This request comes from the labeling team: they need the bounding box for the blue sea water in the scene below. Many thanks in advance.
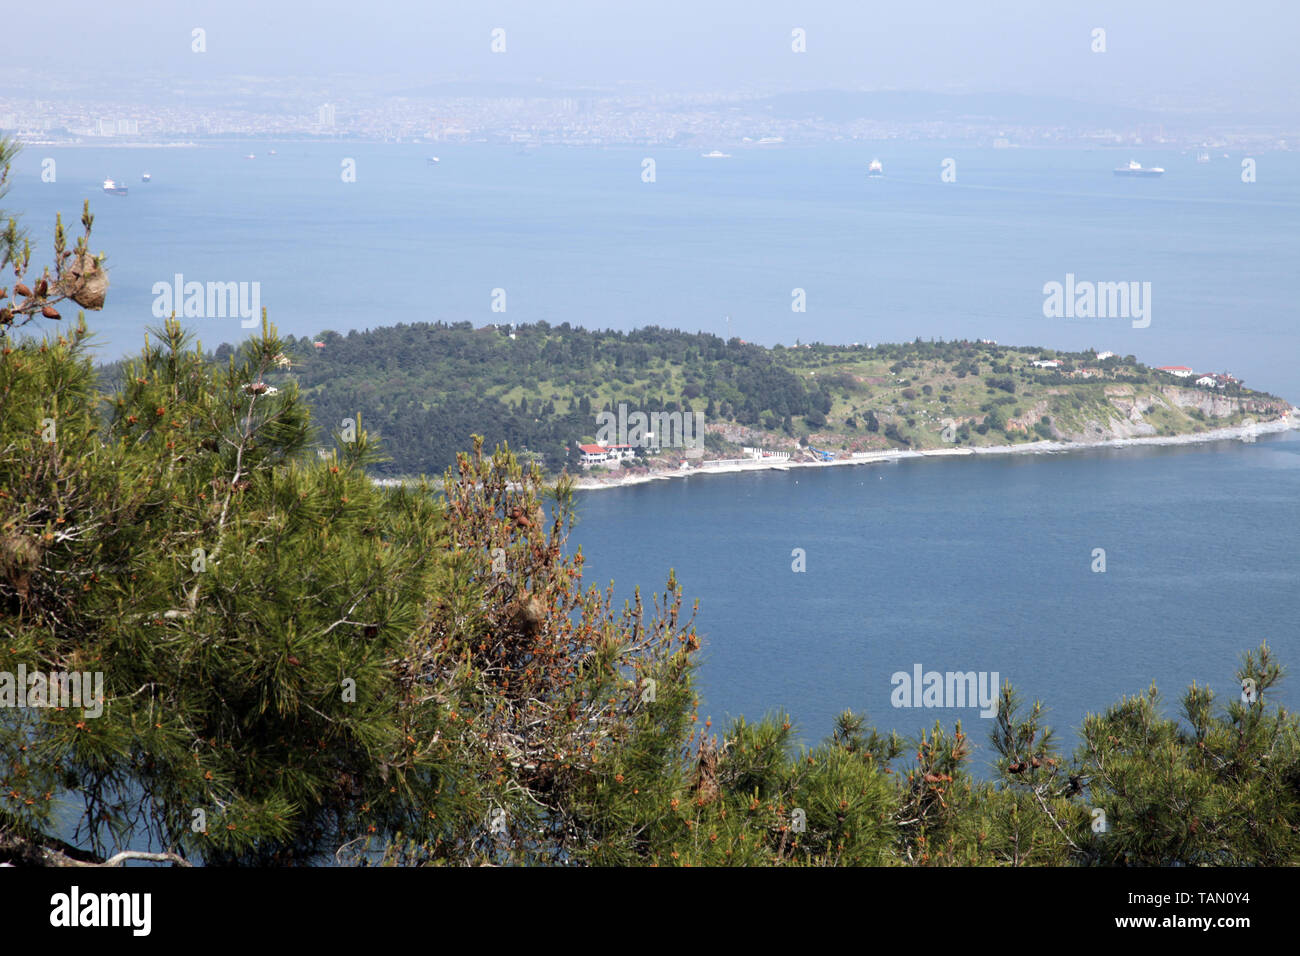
[569,433,1300,767]
[6,142,1300,401]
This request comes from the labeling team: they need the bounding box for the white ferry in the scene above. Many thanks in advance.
[1114,160,1164,177]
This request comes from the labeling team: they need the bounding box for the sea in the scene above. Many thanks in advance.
[7,141,1300,771]
[569,434,1300,764]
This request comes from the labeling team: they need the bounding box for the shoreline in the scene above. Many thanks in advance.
[569,414,1300,492]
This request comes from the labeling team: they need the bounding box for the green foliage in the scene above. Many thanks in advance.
[1,315,459,863]
[0,314,705,865]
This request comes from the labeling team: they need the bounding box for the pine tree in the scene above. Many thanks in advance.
[1,314,464,863]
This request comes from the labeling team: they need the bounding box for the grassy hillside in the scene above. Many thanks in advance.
[188,321,1291,477]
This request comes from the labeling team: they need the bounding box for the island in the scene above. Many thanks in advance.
[222,322,1296,483]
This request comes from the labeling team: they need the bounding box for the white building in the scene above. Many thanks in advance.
[604,444,637,462]
[318,103,336,128]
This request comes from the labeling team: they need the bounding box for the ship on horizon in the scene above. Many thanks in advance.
[141,172,151,183]
[102,178,127,196]
[1114,159,1164,177]
[701,149,730,159]
[867,158,884,177]
[427,156,440,165]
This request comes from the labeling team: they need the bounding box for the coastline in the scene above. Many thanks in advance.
[569,413,1300,493]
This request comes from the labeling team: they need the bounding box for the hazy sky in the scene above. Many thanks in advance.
[10,1,1298,114]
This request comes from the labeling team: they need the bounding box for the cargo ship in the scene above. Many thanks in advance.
[141,172,151,182]
[1113,160,1164,177]
[101,178,127,196]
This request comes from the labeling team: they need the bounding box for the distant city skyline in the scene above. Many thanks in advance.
[1,86,1290,152]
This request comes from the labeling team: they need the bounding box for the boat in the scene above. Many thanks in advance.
[1196,150,1210,163]
[1114,159,1164,177]
[268,149,277,155]
[141,172,151,182]
[101,178,127,196]
[427,156,440,165]
[867,158,884,177]
[244,153,255,160]
[701,150,730,159]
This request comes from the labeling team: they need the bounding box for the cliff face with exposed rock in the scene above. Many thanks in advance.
[1050,385,1290,443]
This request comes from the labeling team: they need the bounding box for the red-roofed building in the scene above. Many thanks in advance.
[577,444,610,467]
